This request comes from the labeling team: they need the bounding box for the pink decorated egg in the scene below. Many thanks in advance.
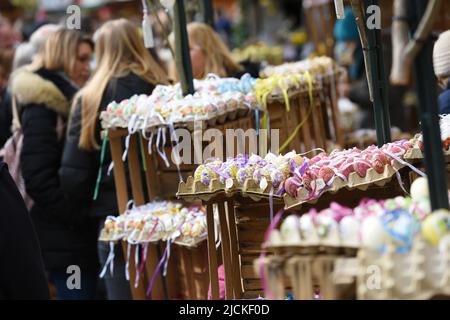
[371,155,385,174]
[339,160,355,179]
[353,160,372,178]
[284,176,302,198]
[318,166,335,184]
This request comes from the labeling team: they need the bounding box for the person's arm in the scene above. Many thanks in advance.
[59,103,98,213]
[0,162,49,299]
[20,105,74,225]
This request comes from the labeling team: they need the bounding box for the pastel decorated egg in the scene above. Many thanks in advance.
[284,176,302,198]
[410,177,429,201]
[268,229,283,246]
[316,215,340,246]
[318,166,335,184]
[353,160,372,178]
[299,214,320,245]
[236,166,253,185]
[280,215,302,245]
[338,159,355,179]
[339,216,360,247]
[421,210,450,246]
[361,216,387,250]
[270,168,287,188]
[382,209,420,253]
[302,172,315,192]
[371,154,385,174]
[438,234,450,253]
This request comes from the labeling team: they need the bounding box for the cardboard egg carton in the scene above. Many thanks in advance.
[404,146,450,161]
[177,176,227,202]
[254,248,357,300]
[177,175,284,203]
[101,104,256,132]
[174,236,207,248]
[283,161,405,210]
[357,237,450,299]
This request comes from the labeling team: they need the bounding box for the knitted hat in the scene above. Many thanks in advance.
[433,30,450,78]
[334,7,360,42]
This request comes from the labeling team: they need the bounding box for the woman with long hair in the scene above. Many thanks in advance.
[169,22,259,80]
[59,18,168,300]
[10,28,95,299]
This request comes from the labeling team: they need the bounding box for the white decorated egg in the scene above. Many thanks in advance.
[410,177,429,201]
[339,216,360,248]
[361,216,387,250]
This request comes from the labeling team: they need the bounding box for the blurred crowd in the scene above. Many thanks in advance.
[0,5,449,300]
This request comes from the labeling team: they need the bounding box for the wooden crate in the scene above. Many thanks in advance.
[267,79,343,154]
[106,114,258,300]
[254,252,357,300]
[107,129,209,300]
[302,0,336,57]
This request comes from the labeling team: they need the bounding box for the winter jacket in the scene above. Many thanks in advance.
[0,161,49,300]
[0,88,12,148]
[438,81,450,115]
[10,67,98,269]
[60,72,156,220]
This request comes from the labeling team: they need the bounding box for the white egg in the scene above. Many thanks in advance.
[339,216,360,247]
[439,234,450,254]
[361,216,387,250]
[268,229,283,246]
[410,177,429,201]
[316,215,340,246]
[300,214,320,245]
[280,215,302,245]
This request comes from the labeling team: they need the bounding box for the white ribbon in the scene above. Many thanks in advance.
[156,127,170,167]
[162,240,171,277]
[122,134,131,162]
[134,244,140,288]
[125,242,131,281]
[107,161,114,176]
[383,150,427,177]
[147,131,154,155]
[168,122,183,182]
[99,241,115,278]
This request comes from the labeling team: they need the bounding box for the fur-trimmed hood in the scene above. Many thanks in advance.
[10,68,72,117]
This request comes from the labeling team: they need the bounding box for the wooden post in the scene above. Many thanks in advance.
[108,132,147,300]
[226,200,243,299]
[206,202,220,299]
[217,201,234,299]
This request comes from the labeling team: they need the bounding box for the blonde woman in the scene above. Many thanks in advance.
[59,19,168,300]
[9,28,95,299]
[169,22,259,80]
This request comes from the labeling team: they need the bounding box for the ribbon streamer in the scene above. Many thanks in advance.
[99,241,115,278]
[278,72,315,153]
[93,130,108,201]
[168,122,183,182]
[384,150,427,177]
[125,242,131,281]
[146,242,171,297]
[134,244,140,288]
